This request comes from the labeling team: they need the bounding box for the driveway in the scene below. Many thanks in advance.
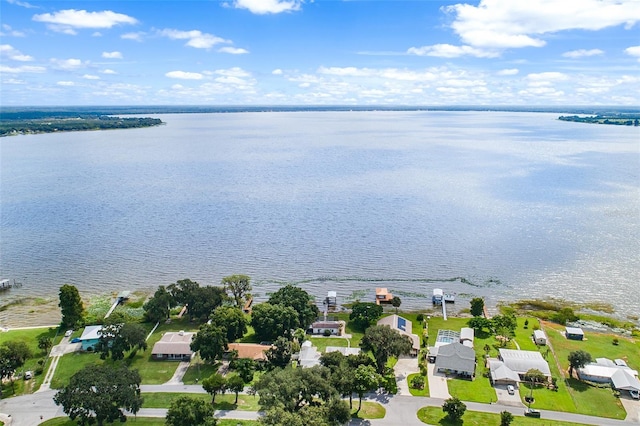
[426,362,450,399]
[394,356,419,396]
[619,394,640,423]
[494,383,524,406]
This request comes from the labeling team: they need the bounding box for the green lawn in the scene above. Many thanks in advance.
[417,406,590,426]
[181,355,220,384]
[0,326,58,396]
[351,401,385,419]
[142,392,260,411]
[448,376,496,403]
[407,373,430,396]
[308,336,349,352]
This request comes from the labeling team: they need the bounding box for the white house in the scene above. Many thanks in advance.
[308,320,344,336]
[498,349,551,378]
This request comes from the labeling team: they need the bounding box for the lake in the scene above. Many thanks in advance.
[1,111,638,317]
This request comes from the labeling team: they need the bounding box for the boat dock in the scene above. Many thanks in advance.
[104,291,131,319]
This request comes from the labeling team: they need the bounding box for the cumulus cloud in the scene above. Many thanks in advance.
[82,74,100,80]
[407,43,499,58]
[33,9,138,34]
[121,32,145,42]
[214,67,251,78]
[165,70,204,80]
[56,81,75,86]
[102,69,117,74]
[445,0,640,49]
[158,29,229,49]
[526,72,569,81]
[624,45,640,60]
[102,51,123,59]
[218,46,249,54]
[272,69,283,75]
[497,68,519,75]
[0,44,33,61]
[51,58,86,70]
[1,24,26,37]
[231,0,302,14]
[0,64,45,73]
[562,49,604,58]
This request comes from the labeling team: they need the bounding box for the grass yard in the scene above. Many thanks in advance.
[407,373,429,396]
[308,336,349,352]
[142,392,260,411]
[417,406,590,426]
[448,376,496,403]
[181,355,220,384]
[351,401,385,419]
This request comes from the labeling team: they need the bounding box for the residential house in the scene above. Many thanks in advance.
[377,314,420,356]
[578,358,640,392]
[434,342,476,378]
[488,359,521,385]
[308,320,343,336]
[498,349,551,379]
[226,343,272,362]
[78,325,103,351]
[151,331,194,361]
[297,340,321,368]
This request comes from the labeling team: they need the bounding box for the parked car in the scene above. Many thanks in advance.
[630,390,639,400]
[507,385,515,395]
[64,329,73,337]
[24,371,33,380]
[524,408,541,418]
[70,338,81,343]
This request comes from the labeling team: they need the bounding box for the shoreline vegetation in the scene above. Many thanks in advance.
[2,105,640,137]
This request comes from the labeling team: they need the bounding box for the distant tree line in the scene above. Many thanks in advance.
[558,114,640,126]
[0,116,163,136]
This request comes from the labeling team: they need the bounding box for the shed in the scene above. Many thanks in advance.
[151,331,194,361]
[460,327,474,344]
[375,288,393,305]
[434,342,476,377]
[565,327,584,340]
[533,329,547,345]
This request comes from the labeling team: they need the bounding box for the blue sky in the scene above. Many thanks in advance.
[1,0,639,106]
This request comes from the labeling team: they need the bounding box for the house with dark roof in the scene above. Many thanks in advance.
[377,314,420,356]
[151,331,194,361]
[434,342,476,378]
[565,327,584,340]
[308,320,344,336]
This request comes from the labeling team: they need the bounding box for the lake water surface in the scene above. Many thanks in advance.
[1,111,638,316]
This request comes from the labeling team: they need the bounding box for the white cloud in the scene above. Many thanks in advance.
[165,70,204,80]
[2,78,26,84]
[82,74,100,80]
[232,0,302,14]
[33,9,138,34]
[0,64,45,73]
[6,0,37,9]
[445,0,640,49]
[102,51,123,59]
[498,68,519,75]
[0,44,33,61]
[92,32,102,37]
[101,69,117,74]
[624,45,640,61]
[272,69,283,75]
[121,32,145,42]
[56,81,75,86]
[214,67,251,78]
[562,49,604,58]
[1,24,26,37]
[218,46,249,54]
[51,58,86,70]
[407,44,499,58]
[526,72,569,81]
[158,29,229,49]
[318,66,372,77]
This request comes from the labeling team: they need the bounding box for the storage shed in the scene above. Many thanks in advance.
[533,329,547,345]
[565,327,584,340]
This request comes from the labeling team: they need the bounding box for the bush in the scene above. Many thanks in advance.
[612,338,619,345]
[417,314,424,322]
[35,366,44,375]
[323,329,332,337]
[410,375,425,390]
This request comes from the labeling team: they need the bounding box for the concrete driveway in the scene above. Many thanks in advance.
[426,363,450,399]
[619,394,640,423]
[394,356,419,396]
[494,383,524,406]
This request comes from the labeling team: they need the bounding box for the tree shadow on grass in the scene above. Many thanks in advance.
[438,416,463,426]
[566,378,590,393]
[212,401,238,410]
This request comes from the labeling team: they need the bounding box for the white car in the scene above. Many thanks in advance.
[631,390,639,400]
[64,329,73,337]
[507,385,515,395]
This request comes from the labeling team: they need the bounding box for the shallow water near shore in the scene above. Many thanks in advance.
[1,111,639,326]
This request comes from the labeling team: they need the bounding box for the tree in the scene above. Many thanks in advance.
[95,322,148,361]
[256,366,336,413]
[442,397,466,422]
[492,314,518,344]
[202,373,226,403]
[250,302,299,341]
[168,279,227,322]
[470,297,485,317]
[467,316,492,332]
[209,306,247,342]
[551,307,578,325]
[568,350,593,377]
[349,302,383,330]
[268,284,319,330]
[500,410,514,426]
[165,396,217,426]
[230,358,256,384]
[54,364,142,426]
[524,368,546,384]
[222,274,252,307]
[143,285,175,323]
[391,296,402,313]
[0,341,32,392]
[59,284,84,328]
[226,374,245,404]
[353,364,380,415]
[265,336,293,369]
[38,336,53,355]
[190,323,228,364]
[360,325,413,374]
